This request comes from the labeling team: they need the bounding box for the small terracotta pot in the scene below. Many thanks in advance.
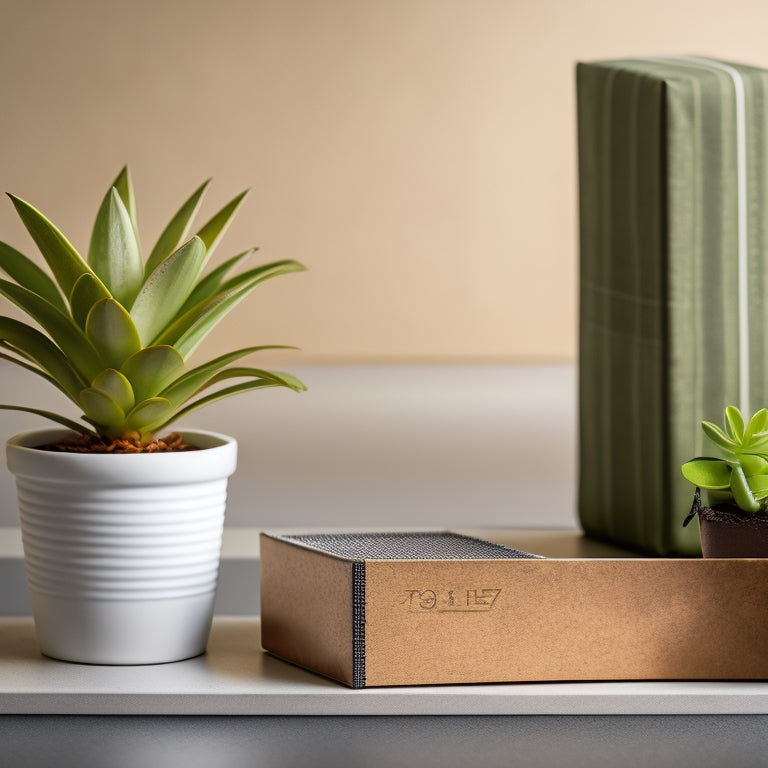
[698,505,768,558]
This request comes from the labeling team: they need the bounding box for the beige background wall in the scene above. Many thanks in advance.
[1,0,768,365]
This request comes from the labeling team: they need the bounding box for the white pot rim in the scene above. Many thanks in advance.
[6,428,238,486]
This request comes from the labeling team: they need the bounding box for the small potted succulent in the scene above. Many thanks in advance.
[681,406,768,557]
[1,167,306,663]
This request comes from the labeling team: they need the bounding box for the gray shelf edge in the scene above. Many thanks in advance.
[3,617,768,717]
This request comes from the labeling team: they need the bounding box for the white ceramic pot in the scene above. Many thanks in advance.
[6,428,237,665]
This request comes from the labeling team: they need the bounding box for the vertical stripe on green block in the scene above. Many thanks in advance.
[578,64,669,553]
[741,66,768,417]
[577,63,608,541]
[666,65,739,555]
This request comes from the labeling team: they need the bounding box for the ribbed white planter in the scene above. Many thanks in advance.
[6,428,238,665]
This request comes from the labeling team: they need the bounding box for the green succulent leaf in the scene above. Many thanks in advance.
[177,248,255,316]
[125,397,173,432]
[157,260,306,359]
[0,280,102,381]
[747,474,768,491]
[165,366,304,411]
[681,458,732,490]
[145,179,210,276]
[724,406,745,444]
[120,345,184,403]
[0,241,67,313]
[0,404,94,435]
[743,409,768,443]
[0,350,70,398]
[730,463,761,513]
[91,368,134,414]
[200,366,306,393]
[701,420,739,453]
[130,236,207,345]
[111,166,140,246]
[6,194,96,297]
[0,316,85,399]
[158,345,298,407]
[156,380,281,431]
[741,435,768,455]
[70,273,111,329]
[79,387,126,428]
[216,260,306,295]
[748,474,768,499]
[3,170,306,441]
[737,454,768,477]
[195,189,249,264]
[88,187,143,307]
[85,298,142,369]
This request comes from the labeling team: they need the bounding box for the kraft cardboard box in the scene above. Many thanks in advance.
[577,58,768,556]
[260,532,768,687]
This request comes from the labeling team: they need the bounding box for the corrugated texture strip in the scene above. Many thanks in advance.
[352,560,366,689]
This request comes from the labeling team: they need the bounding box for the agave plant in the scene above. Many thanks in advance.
[681,406,768,514]
[0,167,306,446]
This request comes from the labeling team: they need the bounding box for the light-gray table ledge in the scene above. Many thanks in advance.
[2,616,767,716]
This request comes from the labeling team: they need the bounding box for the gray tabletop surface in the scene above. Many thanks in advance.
[2,616,768,717]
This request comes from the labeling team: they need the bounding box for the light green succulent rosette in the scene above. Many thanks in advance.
[0,167,306,445]
[682,406,768,516]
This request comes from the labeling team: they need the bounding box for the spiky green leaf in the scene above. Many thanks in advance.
[156,260,306,359]
[0,280,102,381]
[217,260,305,295]
[195,189,248,264]
[91,368,134,414]
[85,298,141,369]
[145,179,210,276]
[0,316,85,399]
[6,193,95,296]
[0,241,67,313]
[70,273,111,329]
[111,166,139,245]
[4,170,306,438]
[177,248,255,316]
[153,380,280,431]
[88,187,143,307]
[130,236,207,345]
[199,366,305,393]
[0,404,93,435]
[0,350,70,398]
[158,345,297,407]
[164,366,304,410]
[120,345,184,403]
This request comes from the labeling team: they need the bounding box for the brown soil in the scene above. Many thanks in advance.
[36,432,198,454]
[698,503,768,530]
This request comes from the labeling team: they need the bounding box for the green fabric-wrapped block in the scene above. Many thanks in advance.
[577,57,768,555]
